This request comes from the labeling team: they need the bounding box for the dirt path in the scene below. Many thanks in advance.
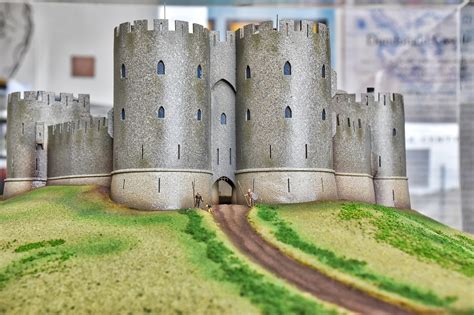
[213,204,412,315]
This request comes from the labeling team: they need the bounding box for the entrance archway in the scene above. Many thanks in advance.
[212,177,237,204]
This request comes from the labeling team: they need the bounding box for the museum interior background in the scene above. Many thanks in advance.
[0,0,472,232]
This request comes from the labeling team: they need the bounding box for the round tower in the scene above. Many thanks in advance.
[112,20,211,210]
[367,91,410,209]
[332,92,375,203]
[4,91,90,198]
[235,20,337,204]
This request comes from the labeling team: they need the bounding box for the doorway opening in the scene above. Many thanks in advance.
[212,177,236,204]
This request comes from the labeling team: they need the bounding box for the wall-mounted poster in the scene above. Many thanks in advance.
[340,7,459,123]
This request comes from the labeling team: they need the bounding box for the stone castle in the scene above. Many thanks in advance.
[3,19,411,210]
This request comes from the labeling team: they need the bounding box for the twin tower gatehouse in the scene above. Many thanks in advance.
[3,19,411,210]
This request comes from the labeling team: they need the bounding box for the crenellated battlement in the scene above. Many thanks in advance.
[49,117,108,136]
[8,91,90,109]
[236,19,328,42]
[334,91,403,110]
[210,31,235,46]
[114,19,209,38]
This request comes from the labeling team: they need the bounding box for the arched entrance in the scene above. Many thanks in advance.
[212,177,237,204]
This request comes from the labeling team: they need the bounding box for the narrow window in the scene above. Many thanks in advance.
[378,156,382,167]
[229,148,232,165]
[158,178,161,193]
[157,60,165,75]
[322,64,326,78]
[120,64,126,79]
[197,109,202,121]
[384,95,386,105]
[287,178,291,192]
[393,128,397,136]
[246,109,251,121]
[35,158,38,171]
[322,109,326,120]
[246,65,251,79]
[121,108,125,121]
[358,119,362,128]
[220,113,227,125]
[141,145,144,159]
[347,118,351,127]
[217,148,220,165]
[178,144,181,160]
[123,179,125,189]
[336,114,340,126]
[284,61,291,76]
[392,189,395,201]
[285,106,292,119]
[197,64,203,79]
[158,106,165,118]
[269,145,272,159]
[305,144,308,159]
[321,178,324,192]
[21,123,24,135]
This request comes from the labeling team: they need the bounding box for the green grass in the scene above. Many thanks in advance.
[14,239,66,253]
[250,202,474,314]
[257,205,454,307]
[341,203,474,277]
[0,186,341,314]
[181,209,337,315]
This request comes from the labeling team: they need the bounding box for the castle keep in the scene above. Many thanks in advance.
[3,19,411,210]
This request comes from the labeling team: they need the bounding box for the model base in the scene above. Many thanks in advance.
[374,177,411,209]
[110,169,212,210]
[3,178,47,199]
[47,174,111,187]
[235,169,338,205]
[335,173,376,204]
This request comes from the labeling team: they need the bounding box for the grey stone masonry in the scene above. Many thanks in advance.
[47,117,113,186]
[4,91,90,198]
[112,20,212,210]
[4,19,411,211]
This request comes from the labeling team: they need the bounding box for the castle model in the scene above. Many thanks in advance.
[3,19,411,210]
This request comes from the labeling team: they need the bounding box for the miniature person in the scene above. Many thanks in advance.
[194,192,203,208]
[206,204,213,214]
[245,189,254,207]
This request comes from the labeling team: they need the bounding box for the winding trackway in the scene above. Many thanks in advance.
[213,204,412,315]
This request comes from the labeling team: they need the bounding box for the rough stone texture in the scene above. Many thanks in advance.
[210,30,236,186]
[47,117,112,184]
[112,20,211,208]
[47,175,111,187]
[335,174,375,203]
[3,179,46,198]
[235,20,336,204]
[110,170,211,210]
[235,170,337,205]
[4,91,90,198]
[374,178,410,209]
[4,19,412,211]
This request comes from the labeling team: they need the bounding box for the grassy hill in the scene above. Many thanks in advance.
[0,186,342,315]
[249,202,474,314]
